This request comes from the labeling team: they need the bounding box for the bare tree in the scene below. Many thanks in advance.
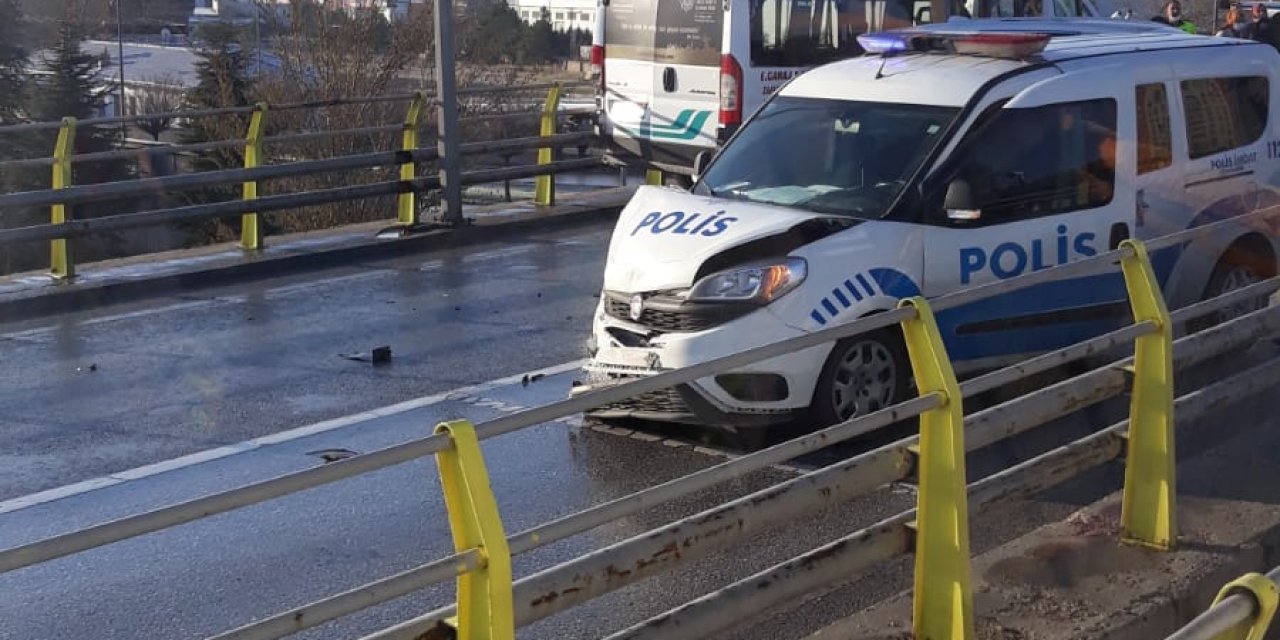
[135,73,184,141]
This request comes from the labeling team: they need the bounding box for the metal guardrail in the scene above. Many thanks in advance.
[0,82,600,279]
[1,207,1278,640]
[1168,565,1280,640]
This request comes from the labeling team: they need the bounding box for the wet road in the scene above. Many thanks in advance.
[0,221,617,501]
[2,218,1279,640]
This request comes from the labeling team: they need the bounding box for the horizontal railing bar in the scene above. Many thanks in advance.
[0,132,594,215]
[1167,565,1280,640]
[458,157,603,186]
[1169,276,1280,325]
[0,137,252,169]
[0,105,261,134]
[606,352,1280,640]
[0,179,417,244]
[961,321,1154,397]
[0,427,454,574]
[1144,204,1280,252]
[266,125,402,145]
[209,549,483,640]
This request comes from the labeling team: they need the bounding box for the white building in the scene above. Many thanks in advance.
[507,0,596,32]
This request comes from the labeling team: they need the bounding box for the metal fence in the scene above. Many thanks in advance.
[0,81,600,280]
[1,205,1278,639]
[1168,565,1280,640]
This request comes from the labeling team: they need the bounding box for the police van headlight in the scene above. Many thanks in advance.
[688,258,807,304]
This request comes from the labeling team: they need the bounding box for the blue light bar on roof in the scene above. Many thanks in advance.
[857,30,1051,58]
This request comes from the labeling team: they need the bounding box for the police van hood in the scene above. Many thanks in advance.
[604,186,849,293]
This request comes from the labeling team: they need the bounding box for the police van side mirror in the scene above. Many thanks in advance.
[944,178,980,222]
[693,151,710,180]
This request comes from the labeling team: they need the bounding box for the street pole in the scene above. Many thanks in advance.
[116,0,127,144]
[433,0,463,226]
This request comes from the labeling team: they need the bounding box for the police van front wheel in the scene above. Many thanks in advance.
[810,330,911,428]
[1195,237,1276,331]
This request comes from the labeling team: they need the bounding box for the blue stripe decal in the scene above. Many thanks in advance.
[869,267,923,298]
[856,274,876,298]
[832,288,851,308]
[843,279,863,301]
[810,310,828,326]
[821,299,839,316]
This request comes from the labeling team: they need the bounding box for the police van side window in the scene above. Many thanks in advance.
[1181,76,1268,160]
[946,99,1117,224]
[1137,83,1173,174]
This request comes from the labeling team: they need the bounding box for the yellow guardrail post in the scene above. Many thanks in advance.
[1211,573,1279,640]
[434,419,513,640]
[899,297,974,640]
[1118,238,1176,551]
[398,91,425,226]
[534,84,562,206]
[645,169,663,185]
[240,102,268,251]
[50,117,76,280]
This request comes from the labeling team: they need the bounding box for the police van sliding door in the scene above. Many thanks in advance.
[922,94,1136,366]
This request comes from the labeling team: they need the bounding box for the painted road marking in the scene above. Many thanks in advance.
[0,359,587,514]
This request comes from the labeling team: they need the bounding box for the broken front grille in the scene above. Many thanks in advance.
[603,293,752,333]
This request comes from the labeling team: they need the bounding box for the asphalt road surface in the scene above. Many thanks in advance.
[2,219,1278,640]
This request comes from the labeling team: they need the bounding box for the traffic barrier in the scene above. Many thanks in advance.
[1,208,1278,640]
[1167,566,1280,640]
[0,83,600,277]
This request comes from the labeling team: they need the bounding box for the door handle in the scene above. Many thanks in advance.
[1135,188,1149,228]
[1109,222,1130,251]
[663,67,676,93]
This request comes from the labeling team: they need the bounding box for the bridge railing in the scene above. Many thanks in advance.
[0,81,601,279]
[0,208,1277,640]
[1167,565,1280,640]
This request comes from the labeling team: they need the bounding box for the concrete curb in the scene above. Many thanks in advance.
[0,187,634,323]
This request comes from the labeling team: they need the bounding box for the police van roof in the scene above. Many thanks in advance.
[782,19,1265,106]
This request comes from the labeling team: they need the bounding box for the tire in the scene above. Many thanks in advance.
[1195,238,1276,331]
[809,329,912,428]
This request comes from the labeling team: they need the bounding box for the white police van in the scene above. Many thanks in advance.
[593,0,1116,183]
[581,19,1280,437]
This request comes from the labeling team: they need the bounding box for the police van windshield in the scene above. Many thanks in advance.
[695,97,958,218]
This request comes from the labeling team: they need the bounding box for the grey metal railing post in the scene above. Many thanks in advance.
[433,0,463,226]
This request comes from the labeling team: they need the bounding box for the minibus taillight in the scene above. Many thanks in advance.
[591,44,605,90]
[719,53,743,126]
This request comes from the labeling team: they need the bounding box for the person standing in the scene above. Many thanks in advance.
[1242,3,1274,42]
[1162,0,1200,33]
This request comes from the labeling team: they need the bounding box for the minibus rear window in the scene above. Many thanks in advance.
[749,0,911,67]
[605,0,723,65]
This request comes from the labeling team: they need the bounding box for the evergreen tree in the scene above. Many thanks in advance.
[0,0,28,125]
[27,14,130,189]
[179,21,254,239]
[183,22,252,179]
